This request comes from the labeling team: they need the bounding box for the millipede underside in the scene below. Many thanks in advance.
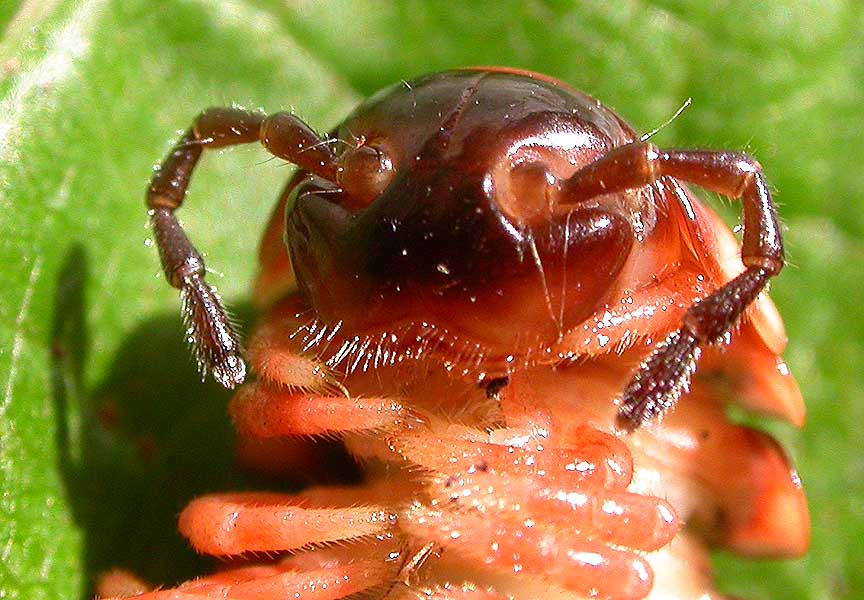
[98,291,808,600]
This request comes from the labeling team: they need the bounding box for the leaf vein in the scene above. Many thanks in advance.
[1,255,42,419]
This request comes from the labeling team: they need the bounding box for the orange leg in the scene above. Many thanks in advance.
[387,426,632,490]
[100,558,395,600]
[425,471,678,552]
[178,491,395,555]
[246,316,347,394]
[402,504,654,600]
[230,382,404,438]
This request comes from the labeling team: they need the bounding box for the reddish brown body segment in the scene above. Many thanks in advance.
[122,69,809,600]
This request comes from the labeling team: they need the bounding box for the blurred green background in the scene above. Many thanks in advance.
[0,2,860,599]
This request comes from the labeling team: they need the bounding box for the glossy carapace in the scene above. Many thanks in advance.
[287,70,637,356]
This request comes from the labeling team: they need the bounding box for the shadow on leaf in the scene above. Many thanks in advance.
[51,243,252,594]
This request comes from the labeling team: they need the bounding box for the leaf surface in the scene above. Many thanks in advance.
[0,2,860,599]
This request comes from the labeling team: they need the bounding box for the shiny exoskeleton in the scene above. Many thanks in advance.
[147,68,784,429]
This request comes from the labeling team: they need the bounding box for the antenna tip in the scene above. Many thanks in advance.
[212,355,247,389]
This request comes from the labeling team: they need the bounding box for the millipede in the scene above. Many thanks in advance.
[101,68,809,600]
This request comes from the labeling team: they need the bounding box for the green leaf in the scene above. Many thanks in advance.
[0,2,860,599]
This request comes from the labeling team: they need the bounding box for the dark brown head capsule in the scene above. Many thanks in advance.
[287,70,637,358]
[147,68,785,429]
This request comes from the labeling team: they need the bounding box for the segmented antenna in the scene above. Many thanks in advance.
[617,330,700,430]
[180,273,246,389]
[150,206,246,389]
